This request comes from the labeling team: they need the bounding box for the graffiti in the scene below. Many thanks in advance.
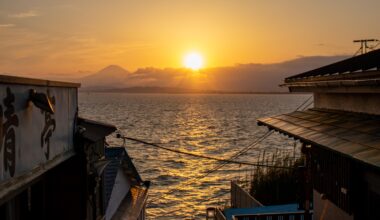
[0,88,19,177]
[40,92,56,160]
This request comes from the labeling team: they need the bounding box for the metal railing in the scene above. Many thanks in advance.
[234,212,312,220]
[231,181,263,209]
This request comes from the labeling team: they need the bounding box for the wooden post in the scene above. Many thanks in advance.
[301,143,312,220]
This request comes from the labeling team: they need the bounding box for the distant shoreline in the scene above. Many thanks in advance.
[79,90,310,95]
[78,86,313,94]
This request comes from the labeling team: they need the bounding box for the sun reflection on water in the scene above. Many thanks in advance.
[79,93,309,219]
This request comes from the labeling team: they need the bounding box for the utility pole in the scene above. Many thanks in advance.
[353,39,379,54]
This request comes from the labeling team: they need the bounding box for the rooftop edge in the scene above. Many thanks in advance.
[0,74,80,88]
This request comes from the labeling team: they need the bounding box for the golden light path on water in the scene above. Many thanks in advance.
[79,93,309,219]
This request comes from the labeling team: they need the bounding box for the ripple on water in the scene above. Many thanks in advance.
[79,93,310,219]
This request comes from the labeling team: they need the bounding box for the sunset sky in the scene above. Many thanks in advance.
[1,0,380,76]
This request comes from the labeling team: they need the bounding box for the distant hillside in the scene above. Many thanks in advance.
[79,55,348,92]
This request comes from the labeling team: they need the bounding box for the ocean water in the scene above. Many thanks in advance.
[78,93,310,219]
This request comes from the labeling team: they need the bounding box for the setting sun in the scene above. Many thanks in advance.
[183,52,204,70]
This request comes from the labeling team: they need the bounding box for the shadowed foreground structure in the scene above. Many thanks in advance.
[0,76,149,220]
[209,48,380,220]
[258,49,380,220]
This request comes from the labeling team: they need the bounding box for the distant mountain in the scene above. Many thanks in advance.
[80,55,348,92]
[80,65,130,88]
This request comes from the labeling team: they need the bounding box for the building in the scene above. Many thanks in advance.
[257,49,380,219]
[0,75,149,220]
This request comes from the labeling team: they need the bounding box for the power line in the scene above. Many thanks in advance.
[146,130,274,204]
[124,136,293,169]
[369,41,380,51]
[179,96,314,216]
[185,97,314,211]
[126,95,313,206]
[157,96,311,205]
[148,95,312,204]
[295,95,313,111]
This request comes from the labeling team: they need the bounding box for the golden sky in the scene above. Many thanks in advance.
[1,0,380,75]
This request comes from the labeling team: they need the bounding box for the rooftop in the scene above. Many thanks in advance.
[78,117,117,142]
[285,49,380,84]
[0,74,80,88]
[258,108,380,168]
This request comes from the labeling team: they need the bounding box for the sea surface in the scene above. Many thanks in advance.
[78,93,310,219]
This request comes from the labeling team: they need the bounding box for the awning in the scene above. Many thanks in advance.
[257,108,380,168]
[78,117,117,142]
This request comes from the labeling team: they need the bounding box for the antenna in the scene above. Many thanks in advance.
[353,39,379,55]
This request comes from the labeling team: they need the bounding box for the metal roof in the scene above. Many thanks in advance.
[285,49,380,83]
[257,108,380,168]
[78,117,117,142]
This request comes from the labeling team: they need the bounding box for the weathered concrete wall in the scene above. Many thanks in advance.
[314,93,380,115]
[313,190,353,220]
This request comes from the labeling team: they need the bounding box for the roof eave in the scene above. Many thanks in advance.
[257,109,380,169]
[285,49,380,82]
[279,79,380,93]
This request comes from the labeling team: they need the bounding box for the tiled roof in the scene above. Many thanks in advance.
[258,108,380,168]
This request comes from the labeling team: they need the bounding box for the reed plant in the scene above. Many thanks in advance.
[249,147,304,205]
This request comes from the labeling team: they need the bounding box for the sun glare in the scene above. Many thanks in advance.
[184,52,204,70]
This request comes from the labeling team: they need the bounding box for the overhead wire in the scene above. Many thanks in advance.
[295,95,313,111]
[173,96,315,218]
[368,41,380,51]
[152,95,312,205]
[122,95,313,206]
[144,130,273,204]
[125,137,292,169]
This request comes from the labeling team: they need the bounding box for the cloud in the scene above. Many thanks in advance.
[9,10,39,18]
[0,24,15,28]
[79,55,348,92]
